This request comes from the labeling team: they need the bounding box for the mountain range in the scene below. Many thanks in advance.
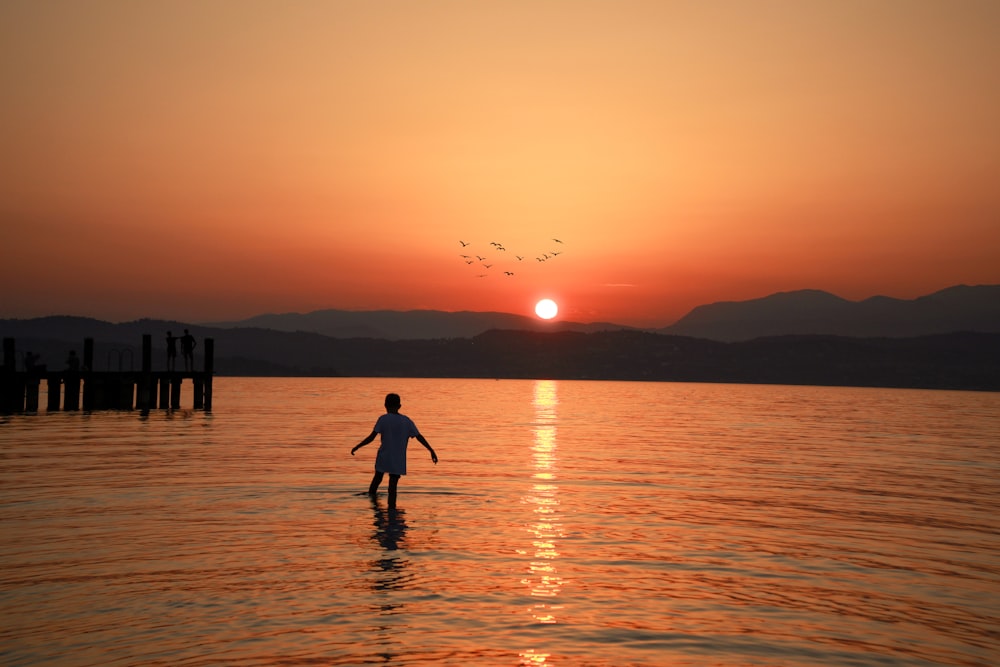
[204,309,626,340]
[2,284,998,391]
[200,284,999,341]
[658,284,1000,341]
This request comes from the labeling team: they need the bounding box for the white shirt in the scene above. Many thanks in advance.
[373,412,421,475]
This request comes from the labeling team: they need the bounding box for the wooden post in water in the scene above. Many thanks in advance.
[25,375,39,412]
[138,334,152,410]
[204,338,214,411]
[2,338,14,372]
[170,377,182,409]
[89,375,105,410]
[159,377,170,409]
[64,372,81,410]
[1,338,20,412]
[47,376,61,411]
[147,372,157,410]
[82,338,95,410]
[117,377,135,410]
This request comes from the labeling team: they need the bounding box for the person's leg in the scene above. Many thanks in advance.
[368,471,384,496]
[387,474,400,508]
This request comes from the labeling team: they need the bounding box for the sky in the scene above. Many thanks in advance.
[2,1,998,328]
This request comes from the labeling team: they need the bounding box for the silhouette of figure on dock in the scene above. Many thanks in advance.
[180,329,196,371]
[166,331,178,371]
[65,350,80,372]
[22,351,42,372]
[351,393,437,509]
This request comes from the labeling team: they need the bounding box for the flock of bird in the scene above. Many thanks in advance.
[457,238,565,278]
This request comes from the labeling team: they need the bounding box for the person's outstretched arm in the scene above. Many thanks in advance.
[415,434,437,464]
[351,430,377,455]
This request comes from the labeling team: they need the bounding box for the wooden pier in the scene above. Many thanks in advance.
[1,335,214,413]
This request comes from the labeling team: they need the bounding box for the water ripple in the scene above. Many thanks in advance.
[2,378,998,666]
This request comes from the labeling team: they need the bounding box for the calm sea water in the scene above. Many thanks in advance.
[1,378,998,666]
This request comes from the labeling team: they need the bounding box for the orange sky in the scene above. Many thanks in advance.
[2,1,998,328]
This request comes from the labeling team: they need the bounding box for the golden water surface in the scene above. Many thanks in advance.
[2,378,998,666]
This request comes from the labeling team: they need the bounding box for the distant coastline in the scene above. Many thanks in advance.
[3,284,998,392]
[2,325,997,393]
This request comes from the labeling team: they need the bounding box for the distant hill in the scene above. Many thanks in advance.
[2,318,997,391]
[658,284,1000,341]
[3,284,999,391]
[202,284,1000,342]
[203,309,635,340]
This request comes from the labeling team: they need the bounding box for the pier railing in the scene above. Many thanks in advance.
[1,335,214,413]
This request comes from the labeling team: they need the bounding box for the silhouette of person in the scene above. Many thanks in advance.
[351,393,437,508]
[65,350,80,372]
[180,329,196,371]
[166,331,178,371]
[23,351,40,372]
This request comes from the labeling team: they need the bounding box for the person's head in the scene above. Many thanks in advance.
[384,393,401,412]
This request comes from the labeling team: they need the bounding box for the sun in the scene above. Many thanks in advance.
[535,298,558,320]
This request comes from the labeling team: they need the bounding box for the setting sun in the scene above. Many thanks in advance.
[535,299,558,320]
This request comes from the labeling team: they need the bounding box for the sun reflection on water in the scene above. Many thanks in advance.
[521,380,564,631]
[519,649,551,666]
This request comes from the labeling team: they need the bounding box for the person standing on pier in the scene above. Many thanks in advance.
[22,351,41,372]
[180,329,197,371]
[166,331,178,371]
[351,393,437,508]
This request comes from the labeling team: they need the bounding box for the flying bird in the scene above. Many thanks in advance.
[516,255,524,261]
[460,240,470,247]
[553,238,563,243]
[504,271,514,276]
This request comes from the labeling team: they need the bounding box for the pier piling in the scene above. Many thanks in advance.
[204,338,214,411]
[3,338,14,372]
[138,334,153,410]
[47,377,61,411]
[159,377,170,409]
[65,373,81,410]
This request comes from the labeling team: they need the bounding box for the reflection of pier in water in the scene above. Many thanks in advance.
[1,335,213,412]
[522,380,563,628]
